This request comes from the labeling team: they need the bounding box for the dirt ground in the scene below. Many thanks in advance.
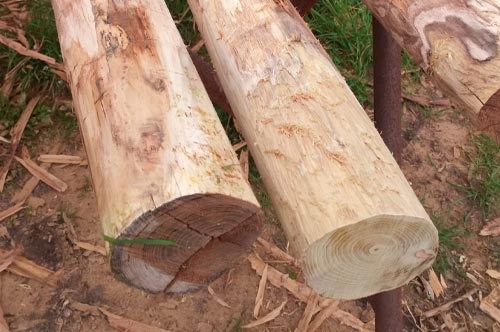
[1,70,499,332]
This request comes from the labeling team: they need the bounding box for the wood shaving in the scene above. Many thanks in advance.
[207,286,231,308]
[242,300,287,329]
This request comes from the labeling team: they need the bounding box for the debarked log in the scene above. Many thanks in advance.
[51,0,263,293]
[188,0,439,300]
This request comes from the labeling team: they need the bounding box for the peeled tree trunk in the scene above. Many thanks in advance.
[51,0,263,293]
[363,0,500,142]
[188,0,439,300]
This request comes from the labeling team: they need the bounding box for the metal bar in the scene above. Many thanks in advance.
[368,16,403,332]
[372,17,403,164]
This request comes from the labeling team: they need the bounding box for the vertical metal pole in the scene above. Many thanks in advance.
[368,17,403,332]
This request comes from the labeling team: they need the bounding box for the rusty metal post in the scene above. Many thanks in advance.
[368,16,404,332]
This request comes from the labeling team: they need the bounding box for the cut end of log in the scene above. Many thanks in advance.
[478,89,500,144]
[302,215,438,300]
[110,193,263,293]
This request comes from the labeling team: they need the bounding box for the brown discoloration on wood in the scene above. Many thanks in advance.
[52,0,262,293]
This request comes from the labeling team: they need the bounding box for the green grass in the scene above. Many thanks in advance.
[306,0,373,106]
[432,214,468,274]
[460,135,500,218]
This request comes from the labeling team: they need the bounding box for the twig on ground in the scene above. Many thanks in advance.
[0,95,41,192]
[248,254,370,331]
[256,237,298,266]
[0,34,64,71]
[254,263,268,318]
[242,300,287,329]
[295,293,319,332]
[0,247,61,287]
[423,288,478,318]
[37,154,83,165]
[101,307,173,332]
[10,143,62,204]
[14,155,68,192]
[207,286,231,309]
[0,201,25,222]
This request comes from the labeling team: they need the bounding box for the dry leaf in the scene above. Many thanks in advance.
[486,269,500,279]
[242,300,287,329]
[420,276,435,301]
[207,286,231,309]
[14,156,68,192]
[100,308,174,332]
[480,218,500,236]
[254,263,268,318]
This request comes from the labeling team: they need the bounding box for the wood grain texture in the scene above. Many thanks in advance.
[363,0,500,141]
[188,0,438,299]
[51,0,263,293]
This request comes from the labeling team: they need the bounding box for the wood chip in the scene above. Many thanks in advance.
[0,34,64,71]
[0,56,29,96]
[295,293,319,332]
[0,95,40,192]
[14,156,68,192]
[207,286,231,308]
[99,308,174,332]
[256,237,298,266]
[466,272,481,286]
[423,288,478,318]
[242,300,287,329]
[480,288,500,324]
[239,149,249,181]
[486,269,500,279]
[479,218,500,236]
[232,141,247,152]
[69,301,101,317]
[0,247,61,287]
[428,268,444,298]
[37,154,83,164]
[0,201,25,222]
[307,301,339,332]
[247,254,369,331]
[0,301,10,332]
[10,143,62,203]
[74,241,106,256]
[402,93,452,107]
[0,247,18,272]
[254,263,268,318]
